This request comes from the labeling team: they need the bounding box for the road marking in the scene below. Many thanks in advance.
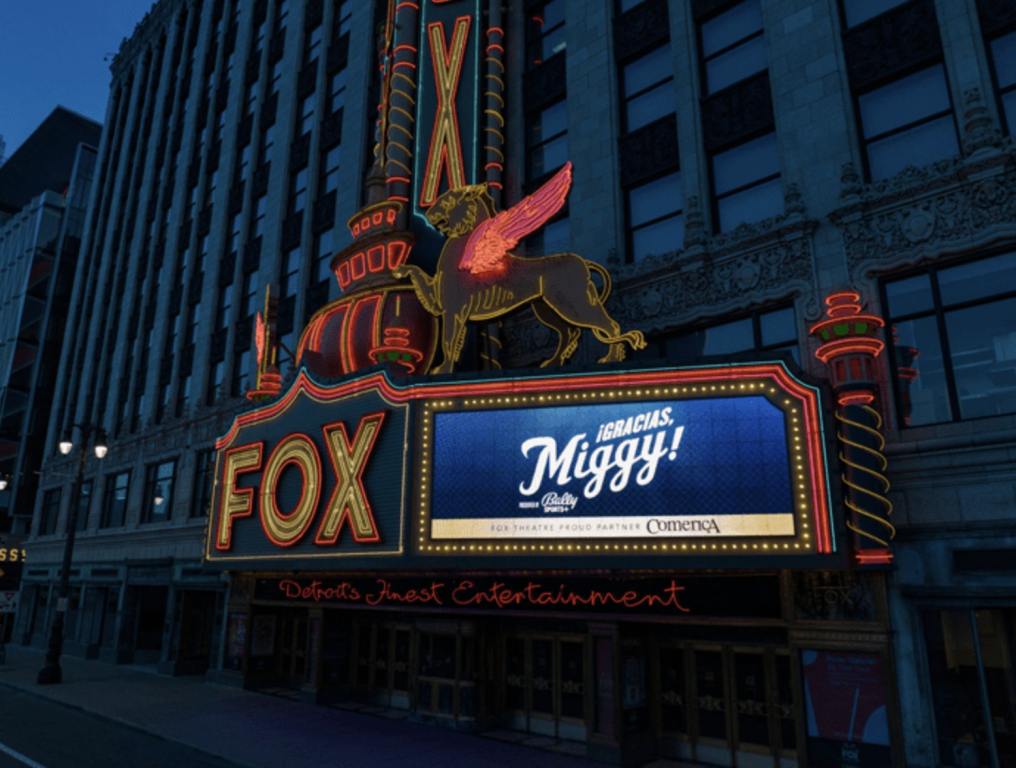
[0,740,46,768]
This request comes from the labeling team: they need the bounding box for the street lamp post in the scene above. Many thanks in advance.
[37,423,107,685]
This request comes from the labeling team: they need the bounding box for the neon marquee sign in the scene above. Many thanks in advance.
[206,362,836,569]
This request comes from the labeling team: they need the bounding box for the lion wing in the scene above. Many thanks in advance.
[459,161,573,276]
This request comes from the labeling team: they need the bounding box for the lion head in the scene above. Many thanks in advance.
[426,183,496,237]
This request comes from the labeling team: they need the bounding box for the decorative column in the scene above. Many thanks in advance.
[384,0,420,207]
[483,1,505,201]
[809,291,894,567]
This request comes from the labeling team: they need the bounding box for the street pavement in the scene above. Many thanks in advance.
[0,645,599,768]
[0,687,241,768]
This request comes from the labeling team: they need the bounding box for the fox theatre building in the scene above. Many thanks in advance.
[206,333,901,767]
[202,1,900,765]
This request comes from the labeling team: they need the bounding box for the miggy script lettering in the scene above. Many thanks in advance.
[519,425,685,499]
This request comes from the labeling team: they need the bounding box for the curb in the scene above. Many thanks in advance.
[0,677,247,768]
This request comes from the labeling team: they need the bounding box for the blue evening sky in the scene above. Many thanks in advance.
[0,0,157,156]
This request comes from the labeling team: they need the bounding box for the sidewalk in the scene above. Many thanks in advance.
[0,645,596,768]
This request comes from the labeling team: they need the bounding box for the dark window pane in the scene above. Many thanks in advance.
[776,655,796,750]
[735,653,769,746]
[701,0,762,57]
[891,316,952,426]
[695,650,727,739]
[703,316,754,354]
[530,101,567,144]
[624,45,671,96]
[531,638,554,715]
[541,25,566,60]
[938,252,1016,305]
[629,172,683,227]
[992,31,1016,90]
[543,0,565,30]
[717,177,783,232]
[859,66,951,139]
[626,83,674,131]
[530,217,570,254]
[946,297,1016,420]
[713,132,779,195]
[842,0,908,28]
[632,216,684,260]
[760,306,796,346]
[530,135,568,178]
[885,274,933,317]
[705,34,767,94]
[866,115,959,181]
[1002,91,1016,136]
[620,0,645,10]
[922,610,994,766]
[660,647,687,734]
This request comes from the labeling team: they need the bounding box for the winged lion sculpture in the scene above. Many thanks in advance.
[393,162,646,373]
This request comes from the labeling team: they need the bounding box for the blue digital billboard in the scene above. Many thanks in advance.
[426,394,800,543]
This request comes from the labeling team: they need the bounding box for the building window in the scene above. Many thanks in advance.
[282,246,302,297]
[39,488,62,536]
[75,479,93,532]
[884,251,1016,427]
[191,449,215,518]
[712,131,782,232]
[313,230,335,284]
[290,168,309,213]
[216,282,234,328]
[640,305,798,363]
[528,217,569,257]
[321,145,341,193]
[619,0,646,10]
[270,60,284,94]
[627,171,683,261]
[922,608,1016,767]
[622,44,675,133]
[233,348,252,396]
[244,268,261,315]
[988,30,1016,136]
[841,0,908,28]
[529,0,566,68]
[335,0,352,37]
[208,359,225,403]
[700,0,767,95]
[142,460,176,523]
[305,24,323,63]
[253,194,267,238]
[229,213,243,254]
[857,64,959,181]
[238,144,252,181]
[246,81,258,111]
[259,124,276,166]
[101,471,130,528]
[527,100,568,181]
[299,93,316,136]
[329,70,347,114]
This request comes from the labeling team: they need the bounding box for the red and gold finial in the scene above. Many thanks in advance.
[809,291,885,406]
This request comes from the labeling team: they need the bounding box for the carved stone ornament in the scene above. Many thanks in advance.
[834,142,1016,285]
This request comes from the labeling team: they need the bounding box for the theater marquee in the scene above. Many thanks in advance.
[205,363,836,568]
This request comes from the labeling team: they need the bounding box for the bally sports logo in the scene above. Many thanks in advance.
[518,407,684,510]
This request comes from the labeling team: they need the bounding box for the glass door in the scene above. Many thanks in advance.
[278,611,307,687]
[655,643,798,767]
[501,633,588,742]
